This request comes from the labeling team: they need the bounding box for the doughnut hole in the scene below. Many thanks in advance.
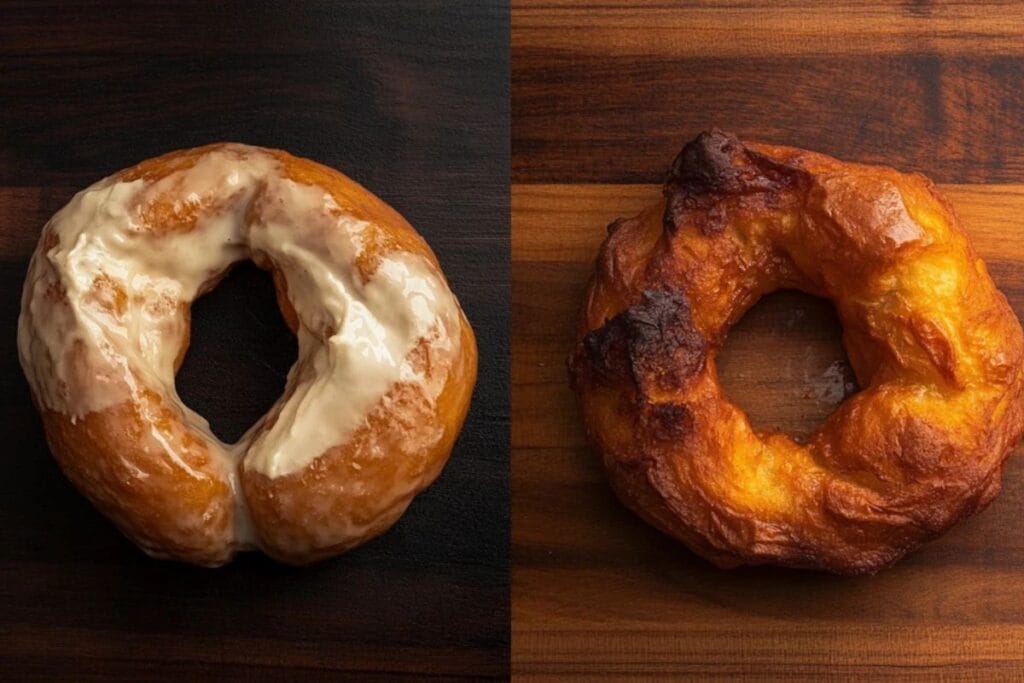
[716,290,859,441]
[176,261,298,443]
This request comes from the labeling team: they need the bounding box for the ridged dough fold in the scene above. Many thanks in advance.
[569,130,1023,575]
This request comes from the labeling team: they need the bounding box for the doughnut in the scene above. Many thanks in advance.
[18,144,477,566]
[568,130,1024,575]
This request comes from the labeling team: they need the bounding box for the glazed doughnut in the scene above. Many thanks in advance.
[569,130,1024,575]
[19,144,477,566]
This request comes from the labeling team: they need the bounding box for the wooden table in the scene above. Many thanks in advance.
[512,2,1024,679]
[1,3,509,680]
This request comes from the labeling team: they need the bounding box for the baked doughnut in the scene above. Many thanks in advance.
[19,144,477,566]
[569,130,1024,574]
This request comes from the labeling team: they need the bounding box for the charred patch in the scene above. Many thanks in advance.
[583,288,707,393]
[643,401,695,441]
[663,129,802,235]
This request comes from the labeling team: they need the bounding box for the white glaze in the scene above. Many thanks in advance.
[17,144,462,515]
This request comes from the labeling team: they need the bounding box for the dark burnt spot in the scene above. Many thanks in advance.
[668,130,752,196]
[583,288,707,393]
[663,129,802,235]
[643,401,695,441]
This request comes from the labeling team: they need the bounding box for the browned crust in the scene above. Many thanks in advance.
[243,323,478,564]
[663,130,806,235]
[24,143,477,566]
[569,130,1024,575]
[582,288,706,393]
[41,397,234,566]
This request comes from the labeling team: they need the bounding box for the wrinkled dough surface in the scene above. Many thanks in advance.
[569,131,1024,575]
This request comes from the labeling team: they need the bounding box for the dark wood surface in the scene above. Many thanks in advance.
[512,2,1024,680]
[1,2,509,680]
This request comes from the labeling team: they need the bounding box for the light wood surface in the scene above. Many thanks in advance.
[513,3,1024,185]
[513,1,1024,57]
[513,2,1024,675]
[512,181,1024,680]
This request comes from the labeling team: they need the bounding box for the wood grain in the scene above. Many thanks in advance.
[512,185,1024,678]
[513,1,1024,57]
[1,2,509,680]
[513,3,1024,184]
[513,4,1024,675]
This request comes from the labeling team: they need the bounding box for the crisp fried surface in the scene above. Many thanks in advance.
[569,130,1024,574]
[243,325,477,564]
[24,144,477,566]
[42,394,234,566]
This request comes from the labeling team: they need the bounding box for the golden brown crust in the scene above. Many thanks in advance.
[25,143,477,566]
[41,397,234,566]
[569,130,1024,575]
[244,325,477,564]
